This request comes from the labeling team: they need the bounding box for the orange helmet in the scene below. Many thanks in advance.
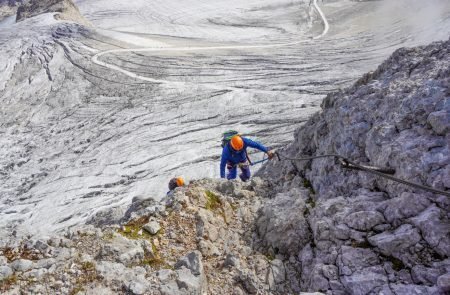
[230,135,244,151]
[176,177,185,187]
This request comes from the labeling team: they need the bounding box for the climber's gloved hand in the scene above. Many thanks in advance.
[267,150,275,160]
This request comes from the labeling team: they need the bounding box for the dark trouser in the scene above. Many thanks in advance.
[227,161,251,181]
[168,178,178,191]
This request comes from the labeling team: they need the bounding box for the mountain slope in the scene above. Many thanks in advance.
[1,39,449,295]
[258,38,450,294]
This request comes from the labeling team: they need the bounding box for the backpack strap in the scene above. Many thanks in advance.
[245,150,253,165]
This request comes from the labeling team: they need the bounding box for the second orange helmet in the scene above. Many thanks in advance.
[176,177,185,187]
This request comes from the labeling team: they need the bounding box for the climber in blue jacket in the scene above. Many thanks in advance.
[220,135,274,181]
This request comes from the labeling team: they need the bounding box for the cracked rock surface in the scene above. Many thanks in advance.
[259,39,450,294]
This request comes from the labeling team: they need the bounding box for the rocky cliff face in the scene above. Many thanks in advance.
[0,0,25,20]
[258,38,450,294]
[16,0,89,25]
[0,37,449,295]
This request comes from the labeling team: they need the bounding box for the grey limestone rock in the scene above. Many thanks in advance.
[239,269,260,294]
[123,196,158,221]
[84,286,116,295]
[411,265,443,286]
[24,268,48,280]
[126,280,149,295]
[257,192,311,255]
[308,264,330,292]
[270,259,286,284]
[10,258,34,272]
[390,283,439,295]
[337,246,380,275]
[143,221,161,235]
[344,210,385,231]
[99,235,145,265]
[410,205,450,257]
[176,267,203,294]
[33,239,49,252]
[0,256,7,265]
[157,269,175,283]
[160,280,182,295]
[340,266,388,295]
[428,110,450,136]
[0,265,13,280]
[87,206,125,227]
[175,251,203,276]
[382,192,431,225]
[96,261,148,291]
[198,239,220,257]
[368,224,421,257]
[437,273,450,293]
[223,253,240,268]
[156,251,207,295]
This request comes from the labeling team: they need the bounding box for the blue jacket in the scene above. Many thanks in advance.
[220,137,268,178]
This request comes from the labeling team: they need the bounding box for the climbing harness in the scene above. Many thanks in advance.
[227,154,268,169]
[275,152,450,197]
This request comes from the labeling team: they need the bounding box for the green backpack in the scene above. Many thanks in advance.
[221,130,240,148]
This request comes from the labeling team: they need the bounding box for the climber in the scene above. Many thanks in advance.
[167,177,185,195]
[220,134,274,181]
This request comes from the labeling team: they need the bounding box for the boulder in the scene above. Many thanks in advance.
[175,251,203,276]
[87,206,125,227]
[99,235,145,265]
[239,270,259,294]
[172,251,206,294]
[157,269,175,283]
[437,273,450,293]
[337,246,380,275]
[382,192,431,225]
[410,205,450,257]
[427,110,450,135]
[411,265,442,285]
[368,224,421,256]
[175,267,203,294]
[143,221,161,235]
[390,283,439,295]
[223,254,240,268]
[160,281,182,295]
[257,192,311,255]
[270,259,286,284]
[344,210,385,231]
[10,259,34,272]
[0,256,7,265]
[340,266,388,295]
[0,265,13,280]
[198,240,220,257]
[126,280,148,295]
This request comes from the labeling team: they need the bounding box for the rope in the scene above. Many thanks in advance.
[275,152,450,197]
[251,154,269,166]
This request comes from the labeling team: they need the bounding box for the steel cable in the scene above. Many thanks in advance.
[275,152,450,197]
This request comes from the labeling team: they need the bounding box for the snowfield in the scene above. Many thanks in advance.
[0,0,449,236]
